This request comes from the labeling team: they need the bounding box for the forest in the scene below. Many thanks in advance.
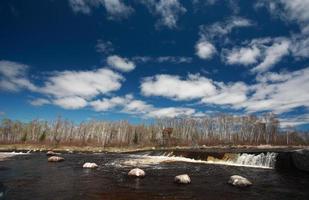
[0,113,308,147]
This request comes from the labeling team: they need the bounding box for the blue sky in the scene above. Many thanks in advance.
[0,0,309,129]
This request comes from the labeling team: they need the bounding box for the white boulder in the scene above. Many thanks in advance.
[174,174,191,184]
[228,175,252,187]
[46,151,58,156]
[48,156,65,162]
[128,168,146,177]
[83,162,98,168]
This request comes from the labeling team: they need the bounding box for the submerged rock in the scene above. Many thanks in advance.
[228,175,252,187]
[292,149,309,172]
[83,162,98,168]
[174,174,191,184]
[48,156,65,162]
[128,168,145,177]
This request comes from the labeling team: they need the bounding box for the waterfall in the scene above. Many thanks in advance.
[111,151,277,169]
[234,152,277,168]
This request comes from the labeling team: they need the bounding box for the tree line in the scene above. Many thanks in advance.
[0,113,308,147]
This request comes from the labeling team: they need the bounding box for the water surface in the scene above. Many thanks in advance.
[0,152,308,200]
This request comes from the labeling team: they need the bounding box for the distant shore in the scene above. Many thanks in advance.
[0,144,307,154]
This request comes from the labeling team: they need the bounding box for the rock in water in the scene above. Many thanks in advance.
[128,168,145,177]
[292,149,309,172]
[46,151,59,156]
[174,174,191,184]
[48,156,65,162]
[83,162,98,168]
[228,175,252,187]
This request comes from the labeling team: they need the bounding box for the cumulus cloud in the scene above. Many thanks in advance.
[141,74,217,100]
[222,37,290,73]
[195,41,217,60]
[39,68,123,99]
[107,55,136,72]
[0,60,37,92]
[141,0,186,29]
[68,0,133,19]
[53,96,88,109]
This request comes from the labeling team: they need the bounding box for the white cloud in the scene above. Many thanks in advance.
[200,17,253,40]
[53,96,88,109]
[140,66,309,116]
[238,67,309,113]
[255,0,309,60]
[103,0,133,19]
[222,37,291,73]
[68,0,133,19]
[107,55,136,72]
[196,17,253,60]
[222,46,261,65]
[290,34,309,58]
[90,94,198,118]
[90,95,132,111]
[40,68,123,99]
[29,98,50,106]
[141,74,217,100]
[68,0,92,14]
[280,113,309,128]
[96,39,113,54]
[201,82,248,105]
[146,107,195,118]
[133,56,192,64]
[124,100,153,114]
[251,39,290,73]
[256,0,309,31]
[195,41,217,59]
[141,0,186,29]
[0,60,37,92]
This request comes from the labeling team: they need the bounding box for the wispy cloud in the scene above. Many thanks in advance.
[196,17,253,60]
[0,60,37,92]
[222,37,291,73]
[132,56,192,64]
[141,0,186,29]
[96,39,114,54]
[68,0,133,19]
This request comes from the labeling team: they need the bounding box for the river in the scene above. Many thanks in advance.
[0,151,308,200]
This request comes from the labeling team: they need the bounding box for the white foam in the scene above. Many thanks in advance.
[0,151,30,161]
[110,152,277,169]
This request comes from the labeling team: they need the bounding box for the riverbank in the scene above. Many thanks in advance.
[0,144,307,153]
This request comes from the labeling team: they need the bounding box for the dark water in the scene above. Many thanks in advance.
[0,152,309,200]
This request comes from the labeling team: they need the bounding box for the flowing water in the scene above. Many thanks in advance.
[0,151,308,200]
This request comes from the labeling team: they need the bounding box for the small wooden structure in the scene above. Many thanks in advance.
[162,128,173,146]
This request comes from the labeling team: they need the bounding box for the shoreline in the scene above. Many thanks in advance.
[0,144,307,154]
